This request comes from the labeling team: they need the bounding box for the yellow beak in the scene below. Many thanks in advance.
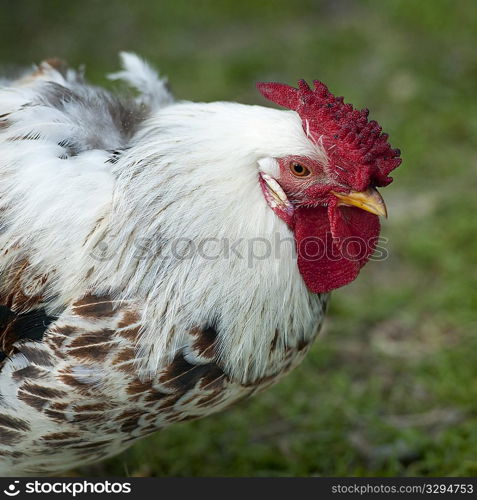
[331,187,388,218]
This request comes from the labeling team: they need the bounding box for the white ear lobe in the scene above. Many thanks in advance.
[257,157,280,178]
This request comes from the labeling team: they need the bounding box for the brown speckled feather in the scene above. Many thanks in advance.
[0,291,318,475]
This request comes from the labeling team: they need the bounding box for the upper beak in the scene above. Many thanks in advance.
[331,187,388,218]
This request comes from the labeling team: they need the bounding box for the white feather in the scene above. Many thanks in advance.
[108,52,173,109]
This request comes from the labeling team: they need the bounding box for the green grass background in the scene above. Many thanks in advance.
[2,0,477,476]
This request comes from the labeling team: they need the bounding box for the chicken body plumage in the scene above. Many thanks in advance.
[0,55,329,475]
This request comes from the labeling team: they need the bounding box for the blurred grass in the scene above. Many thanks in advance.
[2,0,477,476]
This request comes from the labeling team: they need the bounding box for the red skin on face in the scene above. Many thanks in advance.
[275,156,344,206]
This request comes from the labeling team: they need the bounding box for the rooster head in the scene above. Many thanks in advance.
[257,79,402,293]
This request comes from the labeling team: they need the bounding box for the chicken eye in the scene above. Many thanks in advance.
[290,162,311,177]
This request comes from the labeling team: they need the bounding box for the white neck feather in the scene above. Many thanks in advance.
[92,101,327,382]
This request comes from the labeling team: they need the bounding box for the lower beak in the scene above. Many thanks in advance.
[331,187,388,218]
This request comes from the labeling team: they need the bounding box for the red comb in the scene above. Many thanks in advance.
[257,80,401,191]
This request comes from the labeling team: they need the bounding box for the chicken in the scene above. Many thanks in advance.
[0,53,401,476]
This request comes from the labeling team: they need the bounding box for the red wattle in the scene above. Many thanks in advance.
[293,204,380,293]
